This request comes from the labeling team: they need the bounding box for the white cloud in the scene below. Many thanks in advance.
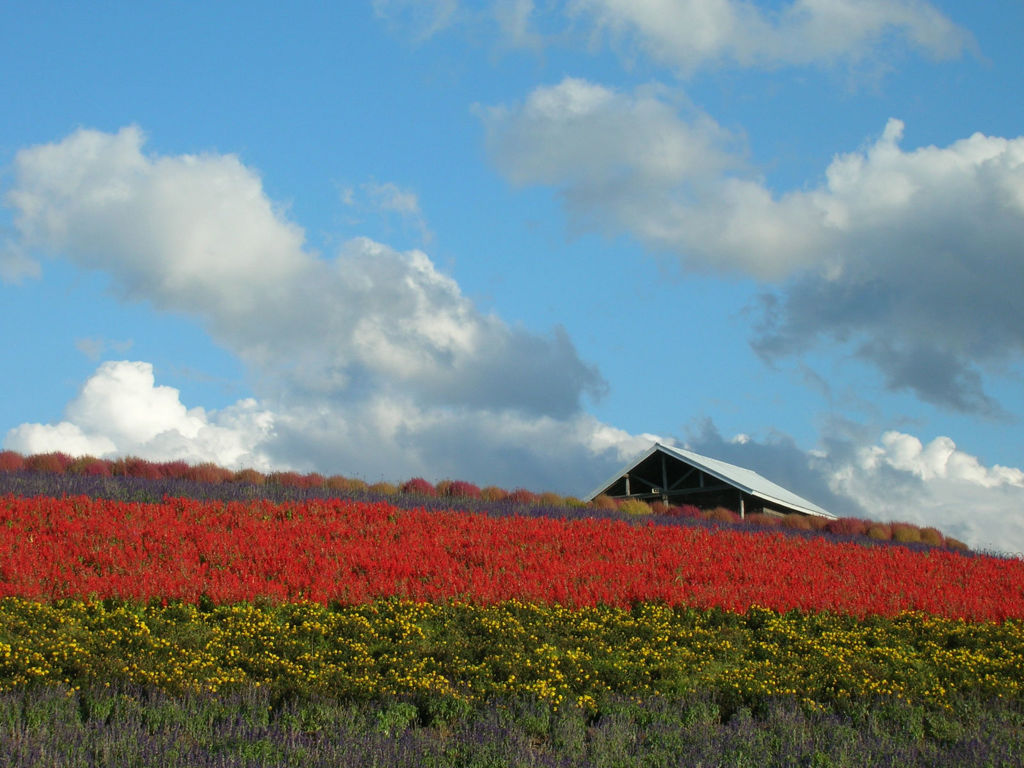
[569,0,971,73]
[494,0,542,51]
[0,241,40,283]
[5,421,116,460]
[830,430,1024,556]
[6,126,603,419]
[481,78,821,279]
[752,119,1024,414]
[481,78,791,274]
[343,180,433,244]
[372,0,459,41]
[2,126,634,490]
[686,420,1024,557]
[75,337,133,362]
[484,83,1024,412]
[3,360,653,494]
[369,1,969,72]
[860,431,1024,487]
[4,361,275,469]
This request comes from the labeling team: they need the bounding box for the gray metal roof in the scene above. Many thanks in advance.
[587,442,835,518]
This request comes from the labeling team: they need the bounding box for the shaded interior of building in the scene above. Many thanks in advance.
[596,450,797,518]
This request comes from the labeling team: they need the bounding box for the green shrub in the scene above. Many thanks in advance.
[891,523,923,544]
[619,499,653,516]
[920,527,944,547]
[866,523,892,541]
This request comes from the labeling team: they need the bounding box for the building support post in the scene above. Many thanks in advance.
[739,494,745,520]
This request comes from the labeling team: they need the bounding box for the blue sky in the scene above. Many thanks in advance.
[2,1,1024,554]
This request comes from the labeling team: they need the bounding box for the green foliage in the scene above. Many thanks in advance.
[3,683,1022,767]
[2,598,1022,720]
[618,499,653,516]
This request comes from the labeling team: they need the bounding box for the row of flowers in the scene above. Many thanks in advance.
[0,449,967,549]
[2,598,1021,714]
[1,495,1021,620]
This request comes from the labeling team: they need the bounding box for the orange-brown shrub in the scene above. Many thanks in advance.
[324,474,356,491]
[826,517,869,537]
[649,501,669,516]
[743,513,780,528]
[266,471,304,487]
[128,458,164,480]
[302,473,326,489]
[946,537,969,551]
[25,452,73,474]
[780,515,813,531]
[368,481,398,495]
[186,463,232,484]
[507,488,539,505]
[707,506,740,524]
[805,516,831,531]
[589,494,618,511]
[158,460,191,479]
[73,457,111,477]
[538,491,565,507]
[481,486,509,502]
[233,468,267,485]
[0,450,25,472]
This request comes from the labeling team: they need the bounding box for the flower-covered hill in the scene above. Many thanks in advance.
[2,451,1024,765]
[0,493,1021,621]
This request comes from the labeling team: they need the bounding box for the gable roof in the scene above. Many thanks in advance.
[587,442,835,519]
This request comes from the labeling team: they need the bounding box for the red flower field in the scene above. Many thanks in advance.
[2,494,1021,621]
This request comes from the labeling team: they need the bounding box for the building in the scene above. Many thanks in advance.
[586,442,835,519]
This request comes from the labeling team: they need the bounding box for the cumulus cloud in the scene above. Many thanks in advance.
[569,0,970,73]
[371,1,968,72]
[829,430,1024,556]
[5,126,603,419]
[5,361,276,470]
[751,119,1024,414]
[484,82,1024,412]
[481,78,824,279]
[3,360,654,494]
[1,126,641,490]
[686,420,1024,556]
[481,78,803,275]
